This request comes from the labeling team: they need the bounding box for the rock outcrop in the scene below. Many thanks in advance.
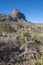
[10,9,26,20]
[0,9,26,22]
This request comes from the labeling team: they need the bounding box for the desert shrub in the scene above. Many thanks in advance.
[17,35,25,46]
[25,31,32,41]
[29,47,43,65]
[33,33,43,42]
[0,23,16,33]
[0,31,3,36]
[17,23,24,29]
[17,31,27,46]
[16,62,20,65]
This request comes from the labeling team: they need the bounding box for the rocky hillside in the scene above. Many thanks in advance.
[0,9,26,22]
[0,9,43,65]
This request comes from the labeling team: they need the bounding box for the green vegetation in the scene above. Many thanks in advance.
[33,33,43,42]
[0,23,43,65]
[17,23,24,29]
[16,62,21,65]
[0,31,3,36]
[0,23,17,33]
[17,30,27,46]
[17,34,26,46]
[29,52,43,65]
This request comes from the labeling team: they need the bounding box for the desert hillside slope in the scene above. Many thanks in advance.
[0,9,43,65]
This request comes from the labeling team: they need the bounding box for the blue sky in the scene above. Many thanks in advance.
[0,0,43,23]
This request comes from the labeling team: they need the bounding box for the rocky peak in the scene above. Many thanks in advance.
[0,9,26,22]
[10,9,26,20]
[11,9,20,16]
